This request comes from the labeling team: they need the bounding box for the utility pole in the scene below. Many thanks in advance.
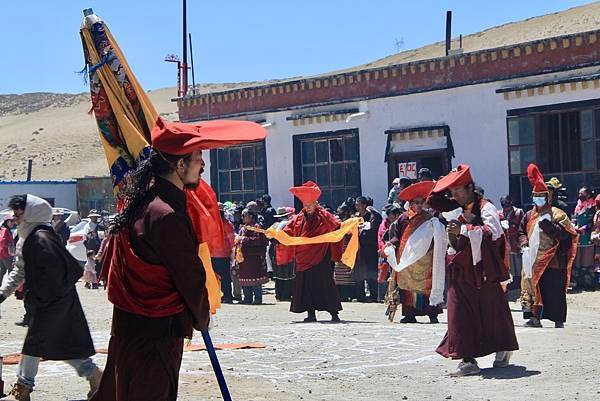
[182,0,189,96]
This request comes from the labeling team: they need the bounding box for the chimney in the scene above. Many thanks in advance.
[445,11,452,56]
[26,159,33,181]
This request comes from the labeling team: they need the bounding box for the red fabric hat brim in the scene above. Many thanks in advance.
[527,164,548,193]
[289,181,321,204]
[399,181,436,202]
[432,164,473,193]
[151,116,267,155]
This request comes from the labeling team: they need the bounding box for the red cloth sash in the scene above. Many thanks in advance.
[186,179,224,253]
[281,207,342,272]
[103,230,186,318]
[397,211,432,260]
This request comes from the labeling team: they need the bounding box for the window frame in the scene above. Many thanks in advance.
[506,98,600,208]
[210,140,268,202]
[292,128,361,210]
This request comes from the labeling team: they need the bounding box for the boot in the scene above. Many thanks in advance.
[429,315,439,324]
[5,383,32,401]
[400,315,417,324]
[14,315,29,327]
[87,367,103,400]
[524,317,542,328]
[330,313,341,323]
[554,322,564,328]
[303,311,317,323]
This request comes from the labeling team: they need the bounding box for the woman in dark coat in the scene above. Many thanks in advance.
[236,209,269,304]
[353,197,383,302]
[0,194,100,400]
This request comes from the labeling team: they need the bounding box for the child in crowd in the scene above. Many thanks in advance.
[84,249,99,289]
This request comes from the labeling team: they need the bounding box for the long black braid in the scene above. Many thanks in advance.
[112,150,190,232]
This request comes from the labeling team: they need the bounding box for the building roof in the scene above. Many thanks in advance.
[177,3,600,121]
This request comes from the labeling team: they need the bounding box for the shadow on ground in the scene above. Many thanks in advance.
[480,365,541,379]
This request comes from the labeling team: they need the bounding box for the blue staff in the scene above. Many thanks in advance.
[201,330,232,401]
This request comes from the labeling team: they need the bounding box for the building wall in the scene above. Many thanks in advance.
[0,181,77,210]
[76,177,116,216]
[221,66,599,210]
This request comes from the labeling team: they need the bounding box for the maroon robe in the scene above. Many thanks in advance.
[92,177,210,401]
[428,194,519,359]
[280,207,343,314]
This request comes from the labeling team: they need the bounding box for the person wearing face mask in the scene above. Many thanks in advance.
[426,164,518,377]
[518,164,578,329]
[383,182,447,324]
[0,215,16,281]
[571,186,597,291]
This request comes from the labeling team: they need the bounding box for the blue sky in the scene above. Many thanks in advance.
[0,0,593,94]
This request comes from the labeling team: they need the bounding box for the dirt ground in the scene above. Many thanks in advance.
[0,282,599,401]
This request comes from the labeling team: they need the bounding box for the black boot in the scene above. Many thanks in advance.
[400,315,417,324]
[429,315,439,324]
[330,313,341,323]
[303,311,317,323]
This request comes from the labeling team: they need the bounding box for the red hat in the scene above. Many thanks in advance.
[527,164,548,193]
[432,164,473,193]
[151,116,267,155]
[289,181,321,204]
[399,181,436,201]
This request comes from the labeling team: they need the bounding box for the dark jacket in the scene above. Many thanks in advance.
[22,226,95,360]
[353,208,383,281]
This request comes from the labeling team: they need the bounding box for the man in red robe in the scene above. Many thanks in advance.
[386,181,446,324]
[92,118,266,400]
[279,181,343,322]
[519,164,578,328]
[427,164,519,376]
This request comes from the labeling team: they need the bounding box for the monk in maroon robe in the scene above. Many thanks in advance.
[427,164,518,376]
[279,181,343,322]
[91,121,216,401]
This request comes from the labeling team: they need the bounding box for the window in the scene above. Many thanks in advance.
[210,142,267,202]
[294,129,361,209]
[507,117,535,174]
[507,103,600,208]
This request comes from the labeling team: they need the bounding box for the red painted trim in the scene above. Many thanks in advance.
[178,31,600,122]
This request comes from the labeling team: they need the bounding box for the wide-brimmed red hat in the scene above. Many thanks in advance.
[527,164,548,193]
[151,116,267,155]
[399,181,436,201]
[289,181,321,204]
[432,164,473,193]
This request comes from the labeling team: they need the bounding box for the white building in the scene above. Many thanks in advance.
[177,4,600,210]
[0,180,77,210]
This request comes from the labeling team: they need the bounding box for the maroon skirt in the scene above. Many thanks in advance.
[436,280,519,359]
[291,255,342,314]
